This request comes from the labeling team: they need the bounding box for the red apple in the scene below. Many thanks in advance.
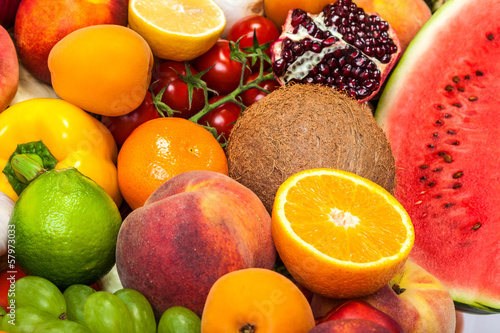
[14,0,128,83]
[316,300,404,333]
[0,0,22,29]
[309,319,392,333]
[311,261,456,333]
[0,25,18,112]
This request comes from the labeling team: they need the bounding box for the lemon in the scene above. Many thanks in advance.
[129,0,226,61]
[9,168,122,289]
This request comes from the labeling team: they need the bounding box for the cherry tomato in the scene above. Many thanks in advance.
[101,92,160,147]
[150,61,205,119]
[199,96,242,140]
[228,15,280,59]
[0,264,26,310]
[239,72,280,106]
[192,40,250,95]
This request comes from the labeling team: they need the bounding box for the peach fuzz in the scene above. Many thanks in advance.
[0,25,18,112]
[115,171,276,318]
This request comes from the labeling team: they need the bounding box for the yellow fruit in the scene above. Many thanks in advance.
[272,168,414,299]
[129,0,226,61]
[48,25,153,117]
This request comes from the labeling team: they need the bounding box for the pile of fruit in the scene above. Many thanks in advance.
[0,0,498,331]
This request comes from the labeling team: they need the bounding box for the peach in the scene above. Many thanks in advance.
[309,319,392,333]
[353,0,432,53]
[14,0,128,83]
[0,25,18,112]
[115,170,276,318]
[311,261,456,333]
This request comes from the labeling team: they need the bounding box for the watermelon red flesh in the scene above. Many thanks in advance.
[375,0,500,313]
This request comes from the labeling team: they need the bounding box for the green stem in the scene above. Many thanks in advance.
[11,154,46,184]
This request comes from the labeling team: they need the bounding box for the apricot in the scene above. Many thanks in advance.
[201,268,316,333]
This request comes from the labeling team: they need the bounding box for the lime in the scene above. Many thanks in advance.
[9,167,122,289]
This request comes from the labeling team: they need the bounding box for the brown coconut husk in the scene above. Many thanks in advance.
[226,83,396,213]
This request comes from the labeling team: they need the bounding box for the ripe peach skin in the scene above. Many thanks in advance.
[311,260,456,333]
[202,268,315,333]
[309,319,392,333]
[0,25,18,112]
[353,0,431,53]
[14,0,127,84]
[115,171,276,318]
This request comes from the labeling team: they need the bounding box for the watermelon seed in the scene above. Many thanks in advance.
[445,85,453,91]
[472,222,482,231]
[453,171,464,178]
[428,144,435,148]
[452,141,460,145]
[464,75,471,80]
[447,130,456,134]
[452,103,462,108]
[487,34,494,41]
[444,203,455,208]
[437,152,453,163]
[468,96,478,102]
[434,167,442,172]
[435,120,443,126]
[420,176,427,181]
[436,104,444,110]
[444,114,452,118]
[476,70,484,76]
[433,133,439,138]
[453,183,462,189]
[457,87,465,92]
[420,165,429,169]
[415,200,423,205]
[435,195,442,199]
[428,182,435,187]
[452,76,460,83]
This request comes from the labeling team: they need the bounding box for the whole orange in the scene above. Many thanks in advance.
[48,24,153,117]
[264,0,333,29]
[201,268,316,333]
[117,117,228,210]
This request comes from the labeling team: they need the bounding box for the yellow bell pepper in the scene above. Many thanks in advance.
[0,98,122,206]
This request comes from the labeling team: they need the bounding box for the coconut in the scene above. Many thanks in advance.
[226,83,396,213]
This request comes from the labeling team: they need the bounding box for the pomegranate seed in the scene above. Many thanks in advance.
[353,56,368,67]
[322,37,338,47]
[314,74,326,84]
[363,46,374,56]
[272,59,286,76]
[332,68,341,78]
[356,87,370,98]
[380,53,392,63]
[303,39,312,50]
[318,63,330,76]
[348,88,357,98]
[283,38,292,48]
[372,69,381,80]
[292,42,305,56]
[305,22,317,36]
[342,64,352,76]
[333,49,344,58]
[291,9,307,27]
[282,49,293,62]
[311,42,322,53]
[338,56,348,67]
[359,69,370,81]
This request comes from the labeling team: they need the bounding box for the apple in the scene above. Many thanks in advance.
[309,319,392,333]
[0,25,18,112]
[14,0,128,84]
[0,0,22,29]
[311,260,456,333]
[116,170,276,317]
[316,300,404,333]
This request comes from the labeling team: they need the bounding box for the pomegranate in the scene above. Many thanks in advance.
[271,0,401,102]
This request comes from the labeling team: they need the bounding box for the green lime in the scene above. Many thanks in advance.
[158,306,201,333]
[9,167,122,289]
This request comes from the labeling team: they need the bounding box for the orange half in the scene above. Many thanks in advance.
[272,168,414,299]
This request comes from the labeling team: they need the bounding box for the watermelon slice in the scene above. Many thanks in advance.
[375,0,500,313]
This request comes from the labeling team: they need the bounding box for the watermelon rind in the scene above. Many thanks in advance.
[374,0,500,314]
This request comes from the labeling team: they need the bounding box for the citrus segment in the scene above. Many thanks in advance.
[129,0,225,61]
[272,168,414,299]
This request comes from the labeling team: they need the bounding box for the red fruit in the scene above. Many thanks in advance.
[316,300,404,333]
[239,72,279,106]
[199,96,241,140]
[150,60,205,119]
[101,91,160,147]
[309,318,392,333]
[0,0,22,29]
[271,0,401,102]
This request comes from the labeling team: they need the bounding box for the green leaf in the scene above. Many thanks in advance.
[2,141,58,196]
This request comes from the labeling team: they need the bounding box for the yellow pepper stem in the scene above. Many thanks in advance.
[11,154,47,184]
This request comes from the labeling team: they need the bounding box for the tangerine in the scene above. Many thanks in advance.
[117,117,228,210]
